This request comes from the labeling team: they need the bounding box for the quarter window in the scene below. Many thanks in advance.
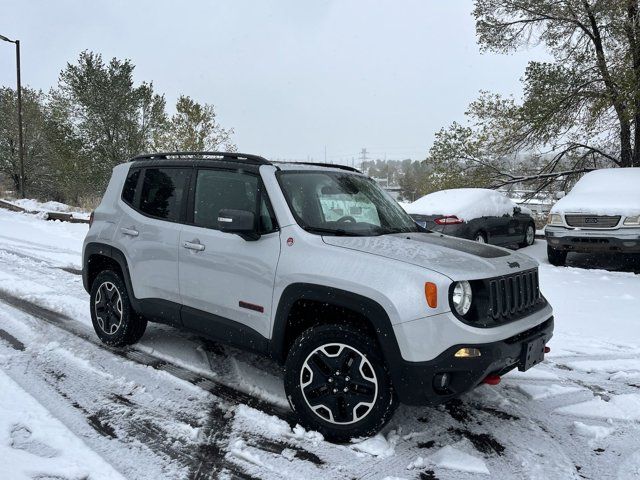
[122,168,140,206]
[139,168,189,221]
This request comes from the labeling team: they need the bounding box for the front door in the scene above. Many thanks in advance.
[178,168,281,345]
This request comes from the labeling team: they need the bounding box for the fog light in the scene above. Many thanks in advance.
[454,347,482,358]
[433,372,450,390]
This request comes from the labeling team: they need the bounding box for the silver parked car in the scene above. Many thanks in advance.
[83,152,553,441]
[546,168,640,266]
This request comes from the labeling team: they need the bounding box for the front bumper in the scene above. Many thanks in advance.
[545,226,640,253]
[392,316,553,406]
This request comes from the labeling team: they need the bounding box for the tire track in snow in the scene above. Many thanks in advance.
[0,287,294,422]
[0,328,25,350]
[0,294,303,480]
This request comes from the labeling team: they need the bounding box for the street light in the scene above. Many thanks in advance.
[0,33,25,198]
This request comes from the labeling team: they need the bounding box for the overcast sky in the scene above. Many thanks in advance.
[0,0,541,164]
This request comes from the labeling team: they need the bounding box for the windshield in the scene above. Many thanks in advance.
[278,170,421,236]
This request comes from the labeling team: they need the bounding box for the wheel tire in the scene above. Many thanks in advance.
[474,231,487,243]
[284,324,396,442]
[519,223,536,248]
[547,245,567,267]
[90,270,147,347]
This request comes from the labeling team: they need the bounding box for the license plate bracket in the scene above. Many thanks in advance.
[518,336,546,371]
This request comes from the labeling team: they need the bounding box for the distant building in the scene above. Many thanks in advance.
[372,177,402,200]
[504,189,555,216]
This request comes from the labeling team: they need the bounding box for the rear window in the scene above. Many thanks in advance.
[139,168,189,221]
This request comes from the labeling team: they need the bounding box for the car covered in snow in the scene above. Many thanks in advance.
[545,168,640,266]
[82,152,553,441]
[404,188,536,249]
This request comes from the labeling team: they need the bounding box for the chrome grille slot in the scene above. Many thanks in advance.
[565,215,620,228]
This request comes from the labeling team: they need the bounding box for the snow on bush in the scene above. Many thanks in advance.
[551,168,640,216]
[403,188,521,221]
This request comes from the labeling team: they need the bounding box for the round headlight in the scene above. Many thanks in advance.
[452,281,473,316]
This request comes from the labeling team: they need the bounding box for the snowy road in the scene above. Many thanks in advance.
[1,208,639,479]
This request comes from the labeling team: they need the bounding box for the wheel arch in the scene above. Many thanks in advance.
[270,283,404,372]
[83,242,139,310]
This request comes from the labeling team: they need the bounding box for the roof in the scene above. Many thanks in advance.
[130,151,270,165]
[130,152,360,173]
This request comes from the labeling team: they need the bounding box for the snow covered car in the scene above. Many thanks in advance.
[82,152,553,441]
[404,188,536,249]
[545,168,640,266]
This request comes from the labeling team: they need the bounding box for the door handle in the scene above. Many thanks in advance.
[121,227,139,237]
[183,241,205,252]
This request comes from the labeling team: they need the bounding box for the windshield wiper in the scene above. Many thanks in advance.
[375,226,416,235]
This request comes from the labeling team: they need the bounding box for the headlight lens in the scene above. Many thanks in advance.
[547,214,563,225]
[624,215,640,226]
[452,281,473,316]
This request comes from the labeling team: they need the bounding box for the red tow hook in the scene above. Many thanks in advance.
[544,346,551,354]
[483,375,501,385]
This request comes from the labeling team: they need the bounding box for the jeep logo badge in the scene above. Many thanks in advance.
[508,261,520,268]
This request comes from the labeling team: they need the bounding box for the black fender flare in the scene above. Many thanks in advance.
[270,283,404,373]
[83,242,140,310]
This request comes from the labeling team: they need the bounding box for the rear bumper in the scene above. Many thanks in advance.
[545,226,640,253]
[392,316,553,406]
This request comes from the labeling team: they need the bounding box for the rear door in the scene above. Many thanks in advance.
[116,166,190,310]
[476,216,507,245]
[178,167,281,343]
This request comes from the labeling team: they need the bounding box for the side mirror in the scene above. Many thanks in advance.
[513,206,521,214]
[555,191,566,200]
[217,209,260,241]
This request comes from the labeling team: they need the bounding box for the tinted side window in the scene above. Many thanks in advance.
[194,170,258,229]
[122,168,140,206]
[139,168,189,221]
[193,170,277,233]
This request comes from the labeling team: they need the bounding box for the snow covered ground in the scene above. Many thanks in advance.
[0,208,639,479]
[0,198,91,220]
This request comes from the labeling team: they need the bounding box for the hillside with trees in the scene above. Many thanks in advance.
[0,51,235,205]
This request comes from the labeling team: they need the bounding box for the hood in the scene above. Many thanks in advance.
[322,232,538,280]
[551,191,640,216]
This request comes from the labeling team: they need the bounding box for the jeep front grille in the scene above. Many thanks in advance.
[565,214,620,228]
[488,269,542,323]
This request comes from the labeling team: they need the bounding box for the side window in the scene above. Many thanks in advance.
[193,169,277,233]
[139,168,189,221]
[122,168,140,206]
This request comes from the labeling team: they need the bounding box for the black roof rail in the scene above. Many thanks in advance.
[130,151,272,166]
[277,161,361,173]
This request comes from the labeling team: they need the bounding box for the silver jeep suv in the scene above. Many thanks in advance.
[82,152,554,441]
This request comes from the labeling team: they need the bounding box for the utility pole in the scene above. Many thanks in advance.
[359,148,368,169]
[0,34,25,198]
